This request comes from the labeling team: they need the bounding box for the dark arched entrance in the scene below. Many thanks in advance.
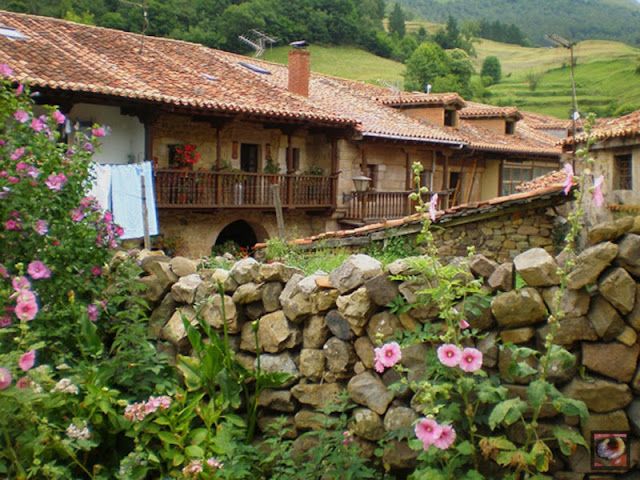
[214,220,257,249]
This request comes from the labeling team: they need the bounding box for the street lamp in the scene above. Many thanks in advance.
[343,173,371,203]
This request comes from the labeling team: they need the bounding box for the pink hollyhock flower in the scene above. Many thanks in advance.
[30,115,47,133]
[562,163,574,195]
[8,176,19,184]
[87,304,98,322]
[437,343,462,368]
[27,261,51,280]
[15,84,23,96]
[374,358,385,373]
[18,350,36,371]
[415,418,442,448]
[52,110,65,124]
[27,165,39,178]
[12,276,30,291]
[91,266,102,276]
[0,316,11,327]
[15,290,36,304]
[0,368,12,389]
[45,173,67,191]
[14,110,29,123]
[10,147,24,160]
[83,142,93,152]
[16,162,27,171]
[70,209,84,222]
[5,219,20,230]
[459,319,470,329]
[16,376,32,390]
[0,63,13,76]
[374,342,402,370]
[114,226,124,237]
[593,175,605,207]
[34,220,48,235]
[15,300,38,322]
[92,128,105,137]
[434,424,456,450]
[459,347,483,373]
[429,193,439,222]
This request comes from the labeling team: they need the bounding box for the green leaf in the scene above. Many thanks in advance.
[257,371,293,390]
[456,440,474,455]
[185,445,204,458]
[552,397,589,425]
[527,379,547,413]
[489,398,527,430]
[548,344,575,369]
[552,426,589,456]
[189,428,209,445]
[80,313,103,355]
[182,316,204,354]
[176,355,203,391]
[157,431,181,446]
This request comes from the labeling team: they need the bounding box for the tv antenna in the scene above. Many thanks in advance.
[378,79,403,93]
[238,30,278,58]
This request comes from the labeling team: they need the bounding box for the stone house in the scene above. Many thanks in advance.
[0,10,561,256]
[563,110,640,224]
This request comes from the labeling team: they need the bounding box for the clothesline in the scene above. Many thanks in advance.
[88,162,159,240]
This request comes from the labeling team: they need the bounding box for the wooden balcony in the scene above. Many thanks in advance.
[154,169,337,210]
[342,190,452,224]
[343,191,413,223]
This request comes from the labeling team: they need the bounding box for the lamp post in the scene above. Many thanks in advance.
[545,34,578,161]
[343,173,371,203]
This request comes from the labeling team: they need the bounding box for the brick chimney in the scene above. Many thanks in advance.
[288,48,310,97]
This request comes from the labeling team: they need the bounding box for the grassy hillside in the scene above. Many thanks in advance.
[261,45,405,84]
[259,39,640,119]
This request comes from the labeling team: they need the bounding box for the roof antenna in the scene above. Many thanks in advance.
[238,30,278,58]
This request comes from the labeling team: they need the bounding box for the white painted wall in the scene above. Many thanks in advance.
[68,104,145,165]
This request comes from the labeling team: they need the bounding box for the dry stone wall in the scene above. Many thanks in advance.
[140,217,640,478]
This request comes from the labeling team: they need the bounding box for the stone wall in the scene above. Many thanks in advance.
[140,216,640,478]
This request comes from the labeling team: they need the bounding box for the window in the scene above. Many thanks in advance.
[501,160,557,196]
[419,169,433,190]
[614,154,632,190]
[444,109,457,127]
[240,143,259,172]
[292,148,301,172]
[505,121,515,135]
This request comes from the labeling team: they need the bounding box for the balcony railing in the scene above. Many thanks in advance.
[342,190,453,224]
[343,191,413,223]
[154,169,337,209]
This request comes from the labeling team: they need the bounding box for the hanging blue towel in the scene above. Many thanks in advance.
[110,162,159,239]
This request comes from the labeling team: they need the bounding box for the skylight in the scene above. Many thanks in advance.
[0,26,26,40]
[238,62,271,75]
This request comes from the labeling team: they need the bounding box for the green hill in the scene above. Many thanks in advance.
[260,39,640,119]
[398,0,640,47]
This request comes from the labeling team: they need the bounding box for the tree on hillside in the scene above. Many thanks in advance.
[433,15,475,56]
[404,42,449,92]
[481,56,502,85]
[388,3,406,39]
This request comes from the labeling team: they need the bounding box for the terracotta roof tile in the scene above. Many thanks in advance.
[0,11,354,126]
[255,184,572,250]
[515,169,567,192]
[375,92,466,108]
[457,120,561,155]
[564,110,640,145]
[459,101,522,119]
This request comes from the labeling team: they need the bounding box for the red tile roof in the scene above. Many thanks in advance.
[0,11,354,127]
[457,121,562,155]
[254,183,572,250]
[375,92,466,108]
[564,110,640,145]
[515,169,567,192]
[0,10,561,156]
[519,111,572,131]
[460,101,522,120]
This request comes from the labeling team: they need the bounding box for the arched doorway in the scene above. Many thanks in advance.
[214,220,258,250]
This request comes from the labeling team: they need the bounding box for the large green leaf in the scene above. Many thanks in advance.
[176,354,203,391]
[489,398,527,430]
[552,426,589,456]
[527,379,547,413]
